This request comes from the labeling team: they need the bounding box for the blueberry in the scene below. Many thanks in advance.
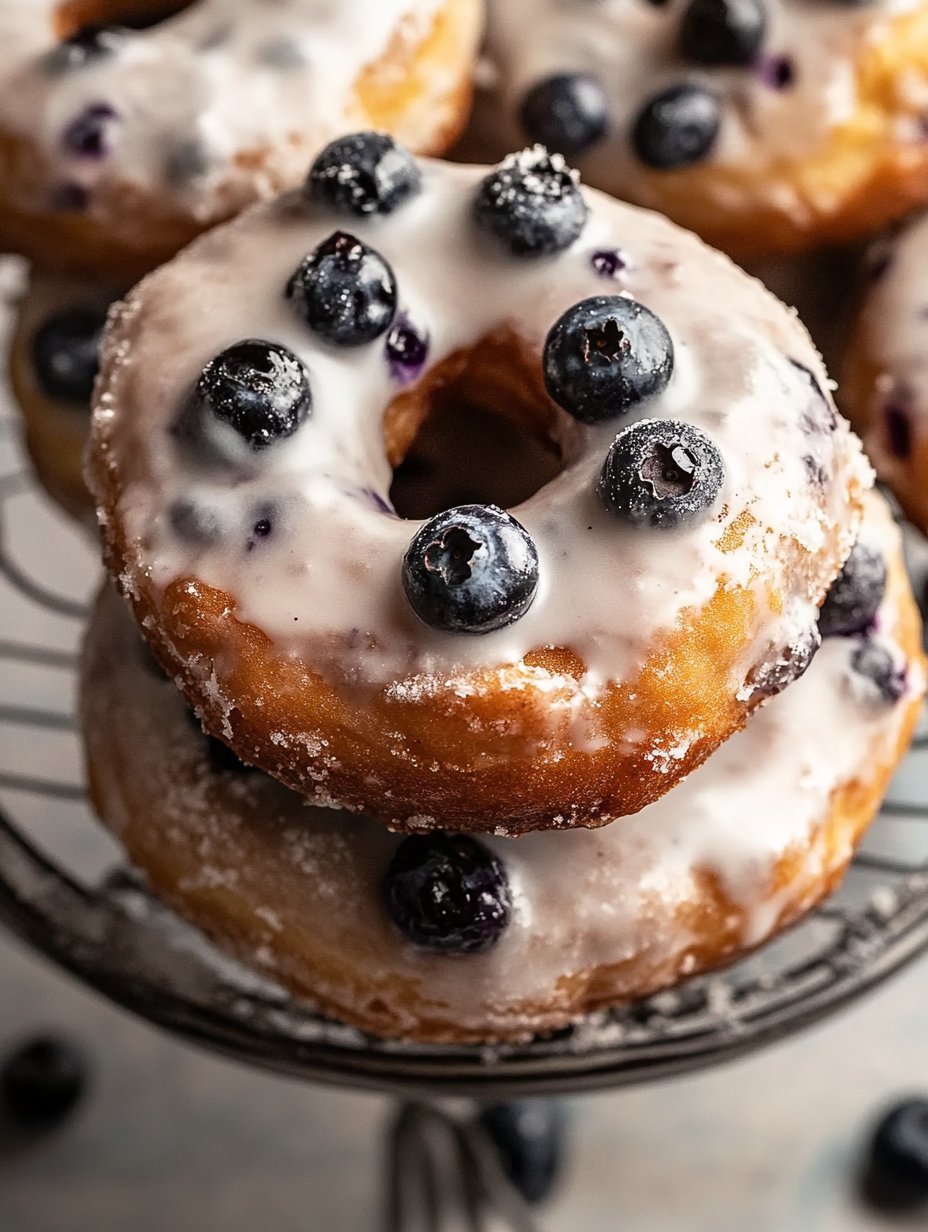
[679,0,767,66]
[519,73,608,157]
[306,132,420,217]
[474,147,588,257]
[402,505,539,634]
[543,296,673,423]
[862,1099,928,1212]
[1,1035,88,1130]
[47,25,126,71]
[851,640,906,704]
[746,626,820,699]
[479,1102,566,1205]
[591,248,630,278]
[31,307,107,405]
[287,231,397,347]
[818,542,886,638]
[194,340,311,450]
[61,102,118,159]
[756,53,795,90]
[168,500,222,544]
[386,314,429,384]
[598,419,724,528]
[384,833,512,955]
[632,84,721,170]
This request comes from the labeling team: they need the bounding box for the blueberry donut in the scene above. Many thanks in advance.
[843,214,928,536]
[88,142,872,835]
[0,0,482,278]
[80,495,926,1043]
[472,0,928,257]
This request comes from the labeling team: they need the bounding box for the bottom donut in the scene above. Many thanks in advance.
[80,496,925,1045]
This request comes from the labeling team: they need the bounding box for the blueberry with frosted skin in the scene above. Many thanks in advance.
[598,419,724,528]
[384,833,512,955]
[287,231,397,347]
[306,132,421,217]
[474,148,588,256]
[543,296,673,423]
[679,0,767,67]
[632,84,721,170]
[194,339,311,450]
[746,627,821,700]
[818,541,887,638]
[403,505,539,634]
[519,73,608,156]
[851,641,907,704]
[32,307,106,404]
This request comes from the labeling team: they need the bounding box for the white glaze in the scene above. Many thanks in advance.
[92,156,870,723]
[83,495,924,1034]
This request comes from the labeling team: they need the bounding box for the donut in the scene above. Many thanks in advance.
[10,272,120,523]
[843,214,928,536]
[88,142,873,835]
[0,0,483,279]
[80,494,926,1043]
[470,0,928,258]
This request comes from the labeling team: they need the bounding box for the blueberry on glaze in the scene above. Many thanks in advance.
[62,102,118,160]
[384,833,512,955]
[47,25,126,72]
[479,1102,566,1206]
[402,505,539,634]
[851,641,907,704]
[386,314,429,384]
[194,340,311,450]
[746,627,821,699]
[818,541,886,638]
[591,248,630,279]
[862,1099,928,1212]
[287,231,397,347]
[474,147,589,257]
[679,0,767,67]
[632,84,721,170]
[519,73,608,157]
[31,307,107,404]
[306,132,421,217]
[543,296,673,423]
[1,1035,88,1130]
[598,419,724,528]
[168,500,222,544]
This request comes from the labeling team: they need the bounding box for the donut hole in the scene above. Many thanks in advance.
[386,330,579,519]
[54,0,193,37]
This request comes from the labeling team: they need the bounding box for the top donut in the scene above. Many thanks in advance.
[0,0,483,277]
[478,0,928,257]
[89,139,871,834]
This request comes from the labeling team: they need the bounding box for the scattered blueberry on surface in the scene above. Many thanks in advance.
[32,307,107,405]
[746,627,821,699]
[819,541,886,638]
[306,132,421,217]
[519,73,608,157]
[287,231,397,346]
[479,1102,566,1205]
[62,102,118,159]
[194,339,311,450]
[851,640,907,704]
[384,833,512,955]
[679,0,767,66]
[47,25,126,71]
[474,147,589,257]
[862,1099,928,1212]
[403,505,539,635]
[1,1035,88,1130]
[632,84,721,170]
[385,314,429,384]
[598,419,724,527]
[544,296,673,423]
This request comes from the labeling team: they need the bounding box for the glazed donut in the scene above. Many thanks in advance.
[0,0,482,278]
[88,143,872,835]
[470,0,928,258]
[80,494,926,1043]
[10,272,119,523]
[843,214,928,536]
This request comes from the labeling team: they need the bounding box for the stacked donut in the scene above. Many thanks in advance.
[78,135,925,1043]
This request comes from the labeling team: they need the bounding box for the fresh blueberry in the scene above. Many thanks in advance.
[679,0,767,66]
[479,1102,566,1205]
[598,419,724,528]
[402,505,539,634]
[194,340,311,450]
[862,1099,928,1212]
[543,296,673,423]
[287,231,397,347]
[851,641,907,704]
[306,132,421,217]
[31,307,107,405]
[384,833,512,955]
[386,314,429,384]
[632,84,721,170]
[1,1035,88,1130]
[746,627,821,699]
[61,102,118,159]
[818,542,886,638]
[519,73,608,157]
[47,25,126,71]
[474,147,588,257]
